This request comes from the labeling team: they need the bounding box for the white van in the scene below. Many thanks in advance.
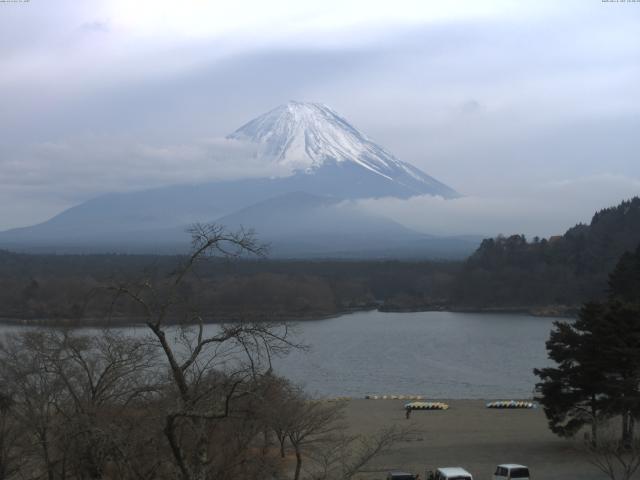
[428,467,473,480]
[493,464,530,480]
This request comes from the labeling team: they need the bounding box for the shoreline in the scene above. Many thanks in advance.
[323,396,541,402]
[0,304,577,327]
[379,304,578,318]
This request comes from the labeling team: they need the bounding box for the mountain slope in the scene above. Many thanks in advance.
[215,191,436,258]
[0,102,458,255]
[229,101,457,198]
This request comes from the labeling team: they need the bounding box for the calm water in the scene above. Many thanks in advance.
[271,311,559,399]
[0,311,561,399]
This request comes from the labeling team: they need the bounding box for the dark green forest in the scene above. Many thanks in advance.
[1,197,639,324]
[453,197,640,311]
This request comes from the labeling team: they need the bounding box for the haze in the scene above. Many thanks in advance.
[1,0,639,237]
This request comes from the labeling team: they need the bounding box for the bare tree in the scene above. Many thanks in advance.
[0,331,69,480]
[0,329,161,480]
[110,223,300,480]
[0,391,24,480]
[286,398,347,480]
[47,330,159,480]
[308,425,411,480]
[257,373,300,458]
[584,423,640,480]
[255,375,409,480]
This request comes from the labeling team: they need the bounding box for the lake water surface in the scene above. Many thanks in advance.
[271,310,559,399]
[0,311,561,399]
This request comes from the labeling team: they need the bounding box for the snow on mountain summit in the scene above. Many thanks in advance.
[229,102,384,172]
[228,101,458,198]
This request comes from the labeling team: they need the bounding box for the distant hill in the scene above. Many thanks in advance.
[215,191,478,259]
[0,190,480,259]
[453,197,640,309]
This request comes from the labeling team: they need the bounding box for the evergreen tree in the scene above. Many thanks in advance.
[535,245,640,444]
[534,303,611,442]
[597,301,640,445]
[609,245,640,305]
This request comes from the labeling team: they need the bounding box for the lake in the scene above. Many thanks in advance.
[0,310,562,399]
[271,310,560,399]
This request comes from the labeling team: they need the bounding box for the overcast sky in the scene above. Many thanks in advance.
[1,0,639,236]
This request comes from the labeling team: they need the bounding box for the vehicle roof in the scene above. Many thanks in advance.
[388,470,415,476]
[497,464,528,469]
[437,467,472,476]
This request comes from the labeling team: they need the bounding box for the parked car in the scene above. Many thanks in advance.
[427,467,473,480]
[493,464,530,480]
[387,470,417,480]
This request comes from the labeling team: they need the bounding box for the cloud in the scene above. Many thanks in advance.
[1,136,289,195]
[0,136,294,229]
[459,99,482,115]
[353,174,640,238]
[0,0,639,234]
[78,20,110,33]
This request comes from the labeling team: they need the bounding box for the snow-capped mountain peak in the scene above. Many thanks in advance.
[229,101,390,173]
[228,101,458,198]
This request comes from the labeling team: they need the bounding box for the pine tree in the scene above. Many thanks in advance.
[596,301,640,446]
[535,244,640,444]
[609,245,640,305]
[534,303,611,443]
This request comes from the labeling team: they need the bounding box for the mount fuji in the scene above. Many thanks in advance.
[0,102,473,257]
[228,101,457,199]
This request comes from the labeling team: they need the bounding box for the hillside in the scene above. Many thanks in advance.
[452,197,640,310]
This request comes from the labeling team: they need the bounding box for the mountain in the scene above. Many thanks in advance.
[0,190,480,258]
[229,101,457,199]
[216,191,477,258]
[0,102,460,256]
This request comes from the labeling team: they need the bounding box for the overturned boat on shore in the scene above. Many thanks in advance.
[405,401,449,410]
[486,400,535,409]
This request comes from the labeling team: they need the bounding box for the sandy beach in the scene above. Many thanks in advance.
[344,399,603,480]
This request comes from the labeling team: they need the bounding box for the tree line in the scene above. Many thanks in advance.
[453,197,640,310]
[0,253,459,324]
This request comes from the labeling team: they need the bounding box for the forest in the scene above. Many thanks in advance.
[0,197,639,324]
[453,197,640,311]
